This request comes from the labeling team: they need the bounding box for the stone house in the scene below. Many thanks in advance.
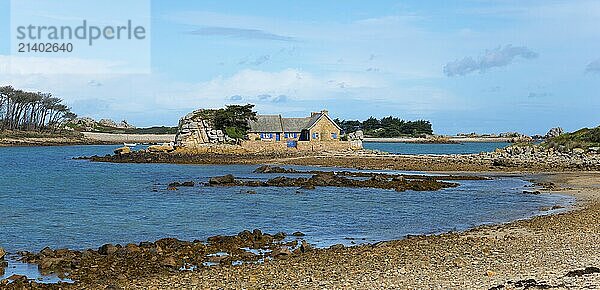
[248,110,341,142]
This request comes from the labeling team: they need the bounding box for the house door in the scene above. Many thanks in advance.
[276,133,281,141]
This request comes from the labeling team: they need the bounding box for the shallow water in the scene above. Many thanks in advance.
[363,142,511,155]
[0,145,572,256]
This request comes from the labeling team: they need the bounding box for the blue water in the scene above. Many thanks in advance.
[364,142,511,155]
[0,145,571,255]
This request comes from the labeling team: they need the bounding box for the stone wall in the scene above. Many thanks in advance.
[308,115,340,141]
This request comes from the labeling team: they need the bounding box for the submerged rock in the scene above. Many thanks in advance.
[168,181,195,187]
[209,174,236,185]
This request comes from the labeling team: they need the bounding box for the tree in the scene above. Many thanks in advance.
[0,86,75,132]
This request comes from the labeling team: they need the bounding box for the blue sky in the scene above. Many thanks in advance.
[1,0,599,135]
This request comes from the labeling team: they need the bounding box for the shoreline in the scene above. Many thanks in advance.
[1,169,598,289]
[363,137,530,143]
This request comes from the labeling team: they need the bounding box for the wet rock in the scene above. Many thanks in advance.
[40,247,54,257]
[299,240,313,253]
[244,190,257,194]
[167,186,178,191]
[7,274,27,281]
[98,244,118,255]
[300,184,316,190]
[565,266,600,277]
[273,232,287,241]
[209,174,236,185]
[0,247,5,260]
[168,181,195,187]
[253,165,296,173]
[330,244,345,250]
[522,190,541,195]
[292,231,305,237]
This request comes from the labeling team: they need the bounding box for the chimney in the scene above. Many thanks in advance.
[321,110,329,116]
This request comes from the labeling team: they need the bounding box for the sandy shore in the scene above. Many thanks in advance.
[363,136,527,143]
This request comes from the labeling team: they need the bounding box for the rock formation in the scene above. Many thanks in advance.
[545,127,564,139]
[70,117,136,131]
[174,109,234,147]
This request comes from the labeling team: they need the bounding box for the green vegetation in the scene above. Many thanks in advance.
[0,86,76,132]
[544,126,600,151]
[194,104,258,139]
[335,116,433,137]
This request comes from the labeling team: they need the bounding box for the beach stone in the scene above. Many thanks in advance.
[452,257,467,268]
[162,256,178,268]
[272,246,292,257]
[7,274,26,281]
[273,232,287,240]
[98,244,118,255]
[299,240,313,253]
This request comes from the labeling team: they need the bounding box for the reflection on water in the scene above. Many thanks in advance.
[0,255,73,284]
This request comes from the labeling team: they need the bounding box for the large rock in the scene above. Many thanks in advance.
[174,109,236,147]
[114,146,131,155]
[209,174,236,185]
[0,247,5,260]
[545,127,564,139]
[348,130,364,140]
[147,145,175,153]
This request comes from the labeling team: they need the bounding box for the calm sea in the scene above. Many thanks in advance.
[363,142,510,155]
[0,145,571,254]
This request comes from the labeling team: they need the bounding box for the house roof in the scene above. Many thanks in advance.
[248,115,283,132]
[248,111,341,133]
[282,117,312,132]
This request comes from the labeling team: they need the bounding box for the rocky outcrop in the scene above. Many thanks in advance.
[114,146,131,155]
[207,171,461,192]
[485,144,600,170]
[70,117,136,131]
[348,130,364,140]
[147,145,175,153]
[174,109,234,147]
[17,230,304,285]
[545,127,564,139]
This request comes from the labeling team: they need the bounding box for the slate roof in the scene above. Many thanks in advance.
[248,115,283,132]
[248,112,341,133]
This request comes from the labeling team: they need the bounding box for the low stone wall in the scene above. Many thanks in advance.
[240,140,361,153]
[82,132,175,143]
